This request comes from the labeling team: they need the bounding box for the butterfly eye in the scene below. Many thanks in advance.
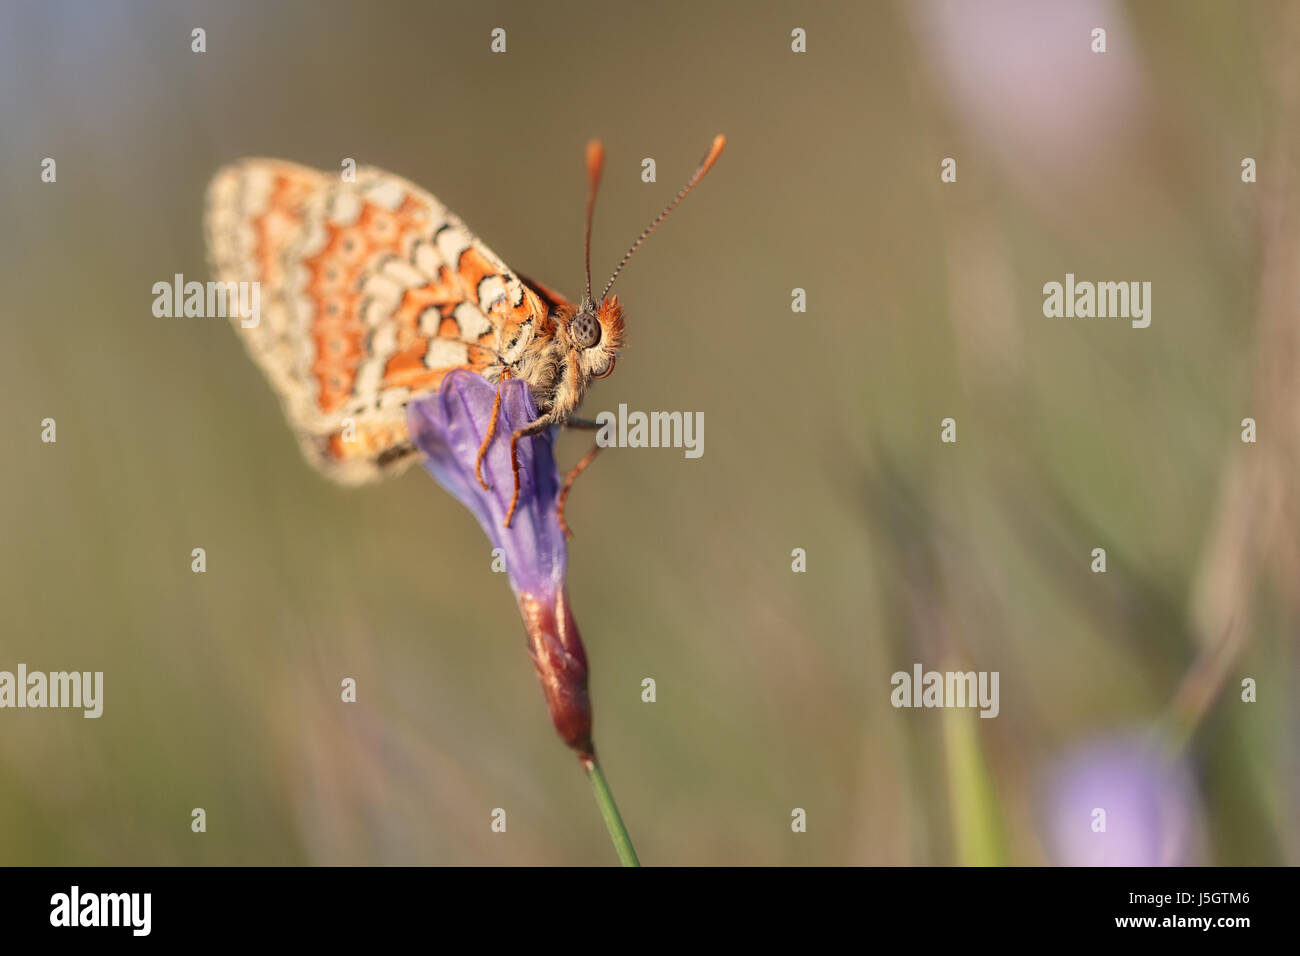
[570,311,601,349]
[591,355,615,380]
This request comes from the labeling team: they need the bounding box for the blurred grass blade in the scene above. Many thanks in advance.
[941,708,1008,866]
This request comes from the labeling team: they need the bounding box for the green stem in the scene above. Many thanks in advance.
[583,756,640,866]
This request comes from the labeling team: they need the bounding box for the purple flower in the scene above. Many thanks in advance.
[906,0,1150,219]
[406,370,592,757]
[1042,735,1204,866]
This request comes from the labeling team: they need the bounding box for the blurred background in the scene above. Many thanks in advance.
[0,0,1295,865]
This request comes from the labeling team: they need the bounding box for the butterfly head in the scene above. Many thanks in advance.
[563,294,623,381]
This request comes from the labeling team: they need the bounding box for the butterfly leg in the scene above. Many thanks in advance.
[504,416,556,528]
[552,417,606,536]
[557,444,601,538]
[475,371,511,490]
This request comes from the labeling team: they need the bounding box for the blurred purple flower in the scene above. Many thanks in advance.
[907,0,1151,219]
[1042,735,1204,866]
[406,370,592,757]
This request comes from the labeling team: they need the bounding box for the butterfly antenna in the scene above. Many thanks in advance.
[600,134,726,303]
[583,140,605,307]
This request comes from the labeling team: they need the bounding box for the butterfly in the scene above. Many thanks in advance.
[205,136,724,531]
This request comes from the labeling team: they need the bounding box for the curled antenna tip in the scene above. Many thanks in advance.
[703,134,726,170]
[586,140,605,182]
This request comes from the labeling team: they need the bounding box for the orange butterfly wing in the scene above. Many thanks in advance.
[205,159,551,483]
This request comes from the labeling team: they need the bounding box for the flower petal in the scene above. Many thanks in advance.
[407,370,566,598]
[406,370,592,755]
